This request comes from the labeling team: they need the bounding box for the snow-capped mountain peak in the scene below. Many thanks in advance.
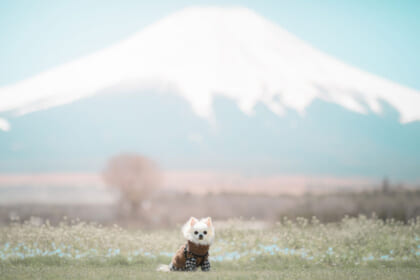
[1,6,419,131]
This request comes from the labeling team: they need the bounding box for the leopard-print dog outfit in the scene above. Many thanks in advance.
[170,241,211,271]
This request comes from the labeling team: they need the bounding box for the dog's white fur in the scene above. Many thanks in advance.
[157,217,215,272]
[157,264,171,272]
[182,217,215,246]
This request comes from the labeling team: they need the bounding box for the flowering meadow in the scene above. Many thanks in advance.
[1,216,420,279]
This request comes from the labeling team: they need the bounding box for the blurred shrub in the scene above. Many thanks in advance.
[281,189,420,223]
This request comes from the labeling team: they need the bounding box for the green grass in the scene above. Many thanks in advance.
[1,257,420,280]
[1,216,420,279]
[1,262,420,280]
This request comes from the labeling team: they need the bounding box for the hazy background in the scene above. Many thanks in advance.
[0,0,419,227]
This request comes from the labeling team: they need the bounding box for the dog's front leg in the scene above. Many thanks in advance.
[201,259,211,271]
[185,257,197,271]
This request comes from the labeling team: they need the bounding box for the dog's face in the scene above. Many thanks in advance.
[182,217,215,246]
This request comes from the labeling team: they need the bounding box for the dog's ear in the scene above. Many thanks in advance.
[205,217,212,227]
[189,217,198,226]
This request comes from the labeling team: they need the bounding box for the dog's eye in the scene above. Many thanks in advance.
[203,231,207,235]
[194,231,198,235]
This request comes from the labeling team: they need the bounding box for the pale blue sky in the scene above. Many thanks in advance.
[0,0,419,89]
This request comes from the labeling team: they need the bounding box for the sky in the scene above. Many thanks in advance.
[0,0,419,90]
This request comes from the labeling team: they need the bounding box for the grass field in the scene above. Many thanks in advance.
[1,216,420,279]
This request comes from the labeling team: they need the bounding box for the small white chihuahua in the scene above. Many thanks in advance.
[158,217,215,272]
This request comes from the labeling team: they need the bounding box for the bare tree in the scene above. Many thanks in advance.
[382,177,390,194]
[103,154,161,217]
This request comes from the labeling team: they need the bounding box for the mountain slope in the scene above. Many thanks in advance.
[1,6,420,130]
[1,90,419,180]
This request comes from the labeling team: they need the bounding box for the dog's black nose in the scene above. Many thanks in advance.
[199,234,203,239]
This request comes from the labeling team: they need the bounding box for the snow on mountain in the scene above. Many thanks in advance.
[1,6,419,131]
[0,118,10,131]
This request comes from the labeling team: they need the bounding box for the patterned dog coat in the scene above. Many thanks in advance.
[170,241,211,271]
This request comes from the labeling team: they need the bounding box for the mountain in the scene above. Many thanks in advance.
[0,7,419,180]
[1,89,419,180]
[1,6,420,126]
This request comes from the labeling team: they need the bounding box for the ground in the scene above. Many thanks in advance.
[1,217,420,279]
[1,259,420,280]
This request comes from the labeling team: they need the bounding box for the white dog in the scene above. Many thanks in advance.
[158,217,215,272]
